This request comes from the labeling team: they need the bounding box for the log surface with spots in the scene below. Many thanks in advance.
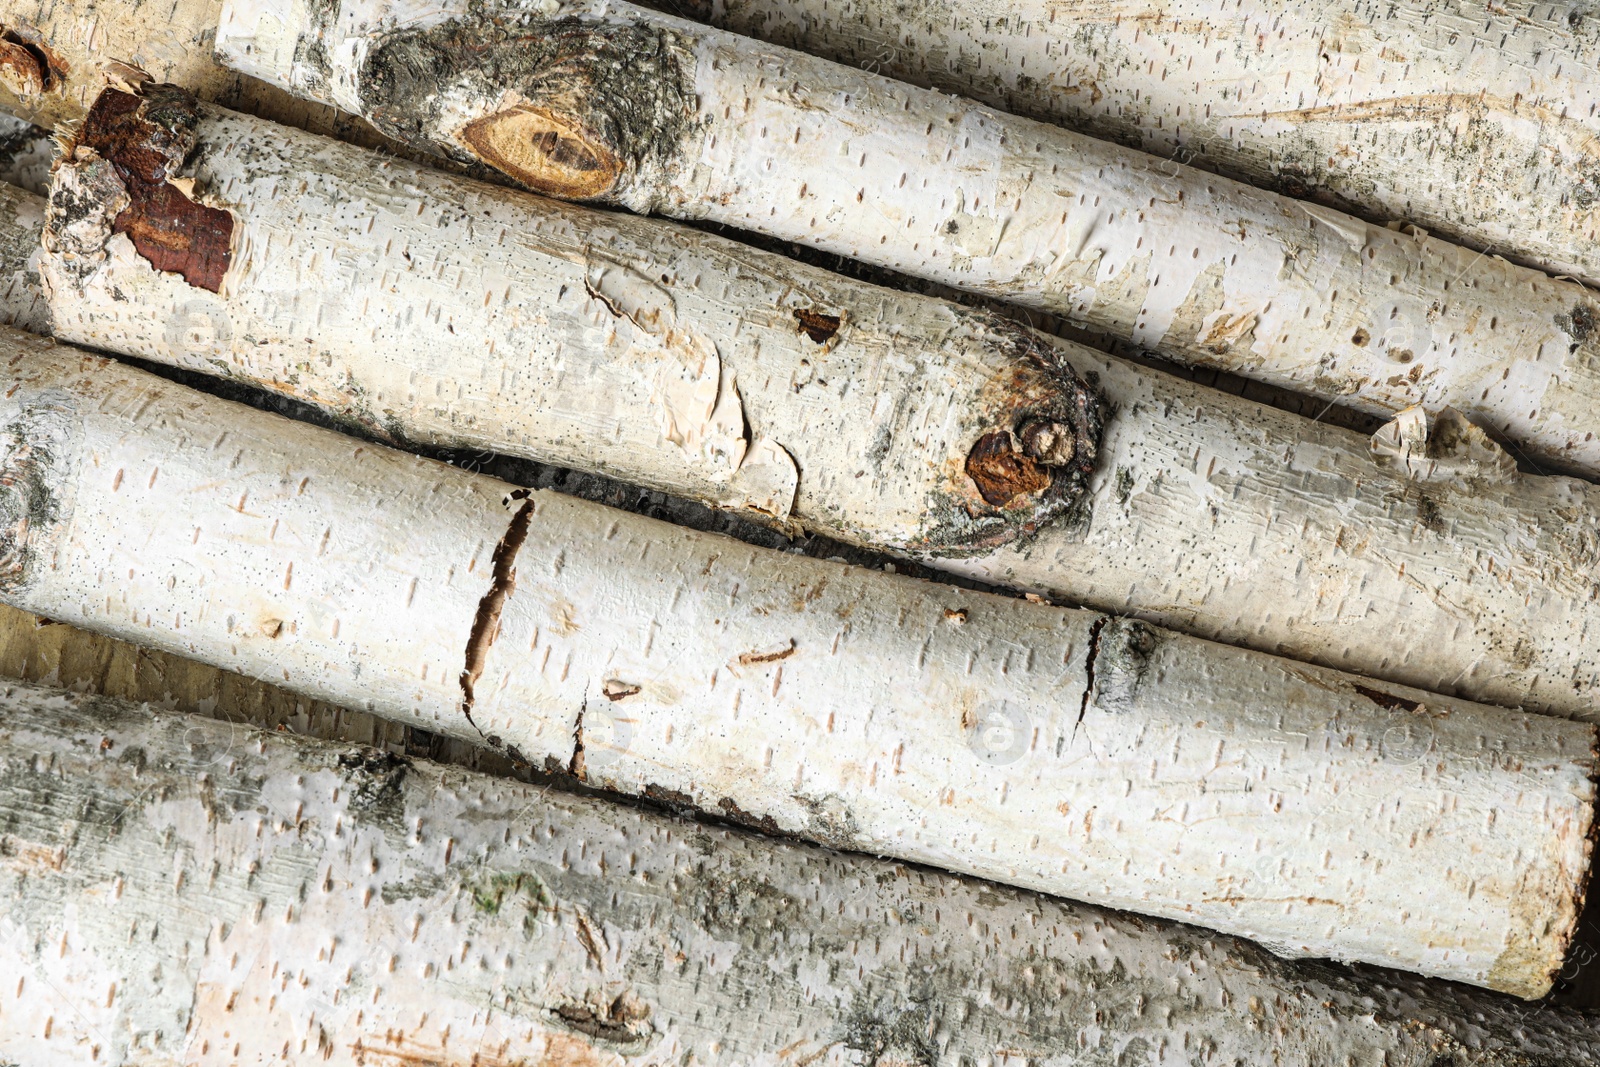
[0,327,1591,995]
[4,678,1600,1064]
[26,86,1600,724]
[690,0,1600,287]
[217,0,1600,478]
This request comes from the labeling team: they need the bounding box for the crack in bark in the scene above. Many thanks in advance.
[458,490,535,736]
[1071,615,1110,750]
[568,686,589,779]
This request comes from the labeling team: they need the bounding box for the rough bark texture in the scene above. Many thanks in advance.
[218,0,1600,479]
[688,0,1600,287]
[0,112,50,196]
[0,180,47,335]
[0,0,407,160]
[0,327,1592,995]
[2,679,1598,1065]
[31,89,1600,725]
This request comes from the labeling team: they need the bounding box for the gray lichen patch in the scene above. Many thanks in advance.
[41,154,129,285]
[1086,616,1161,712]
[0,396,76,594]
[0,113,51,196]
[356,15,699,211]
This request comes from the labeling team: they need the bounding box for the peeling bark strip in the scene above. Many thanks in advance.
[0,331,1592,995]
[68,86,233,291]
[30,94,1600,723]
[219,0,1600,479]
[0,684,1596,1067]
[691,0,1600,290]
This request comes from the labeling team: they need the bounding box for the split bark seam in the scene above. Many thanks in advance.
[1073,613,1110,747]
[458,489,534,737]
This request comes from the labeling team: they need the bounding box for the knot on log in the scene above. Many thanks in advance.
[915,313,1106,558]
[356,17,696,209]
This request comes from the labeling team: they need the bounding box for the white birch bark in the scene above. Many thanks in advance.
[691,0,1600,288]
[0,0,435,163]
[215,0,1600,480]
[32,87,1600,726]
[0,326,1592,996]
[4,680,1598,1066]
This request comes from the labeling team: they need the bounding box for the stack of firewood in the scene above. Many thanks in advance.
[0,0,1595,1061]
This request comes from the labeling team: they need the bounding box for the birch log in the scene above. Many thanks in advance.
[4,682,1598,1066]
[31,87,1600,725]
[0,327,1593,996]
[691,0,1600,288]
[0,0,405,159]
[215,0,1600,479]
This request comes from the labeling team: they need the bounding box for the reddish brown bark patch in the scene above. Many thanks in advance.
[76,86,233,292]
[0,27,65,95]
[965,431,1052,507]
[794,308,841,344]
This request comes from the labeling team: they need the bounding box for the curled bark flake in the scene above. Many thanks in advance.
[0,39,43,97]
[0,27,64,97]
[1369,405,1516,487]
[71,86,233,292]
[357,17,696,209]
[545,987,655,1051]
